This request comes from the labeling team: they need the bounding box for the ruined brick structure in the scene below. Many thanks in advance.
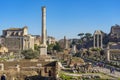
[0,60,60,80]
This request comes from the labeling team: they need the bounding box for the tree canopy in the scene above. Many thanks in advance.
[53,42,62,52]
[47,44,54,51]
[85,33,92,38]
[78,33,84,39]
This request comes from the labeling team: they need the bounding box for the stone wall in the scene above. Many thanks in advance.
[0,60,59,79]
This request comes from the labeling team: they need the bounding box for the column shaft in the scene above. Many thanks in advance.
[42,7,47,46]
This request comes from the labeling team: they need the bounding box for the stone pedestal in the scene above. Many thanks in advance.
[39,46,49,61]
[40,47,47,56]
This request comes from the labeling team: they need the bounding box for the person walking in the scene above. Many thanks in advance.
[110,67,112,73]
[111,67,115,74]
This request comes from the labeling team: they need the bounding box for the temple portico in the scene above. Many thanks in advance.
[93,30,103,48]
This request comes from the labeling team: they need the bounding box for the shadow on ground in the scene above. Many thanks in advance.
[25,75,57,80]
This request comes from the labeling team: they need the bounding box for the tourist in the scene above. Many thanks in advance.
[110,67,112,73]
[1,73,6,80]
[111,67,115,74]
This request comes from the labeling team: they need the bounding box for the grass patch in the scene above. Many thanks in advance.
[59,73,76,80]
[61,70,115,80]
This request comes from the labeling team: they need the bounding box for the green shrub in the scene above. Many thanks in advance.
[21,49,39,59]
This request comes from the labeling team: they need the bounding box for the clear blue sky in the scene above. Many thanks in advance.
[0,0,120,40]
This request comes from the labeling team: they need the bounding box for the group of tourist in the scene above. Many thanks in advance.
[95,62,116,74]
[95,62,105,67]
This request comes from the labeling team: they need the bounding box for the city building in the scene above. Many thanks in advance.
[2,26,34,52]
[47,36,56,45]
[32,35,41,46]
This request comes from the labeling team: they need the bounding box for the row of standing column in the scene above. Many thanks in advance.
[93,34,103,48]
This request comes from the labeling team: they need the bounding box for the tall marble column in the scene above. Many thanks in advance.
[106,45,110,61]
[93,34,95,48]
[64,36,68,49]
[40,6,47,56]
[101,35,103,48]
[97,35,99,48]
[41,6,47,47]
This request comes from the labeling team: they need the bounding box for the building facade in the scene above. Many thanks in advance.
[2,26,34,52]
[47,36,56,45]
[33,35,41,46]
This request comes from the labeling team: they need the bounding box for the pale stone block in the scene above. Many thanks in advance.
[0,63,4,71]
[40,47,47,55]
